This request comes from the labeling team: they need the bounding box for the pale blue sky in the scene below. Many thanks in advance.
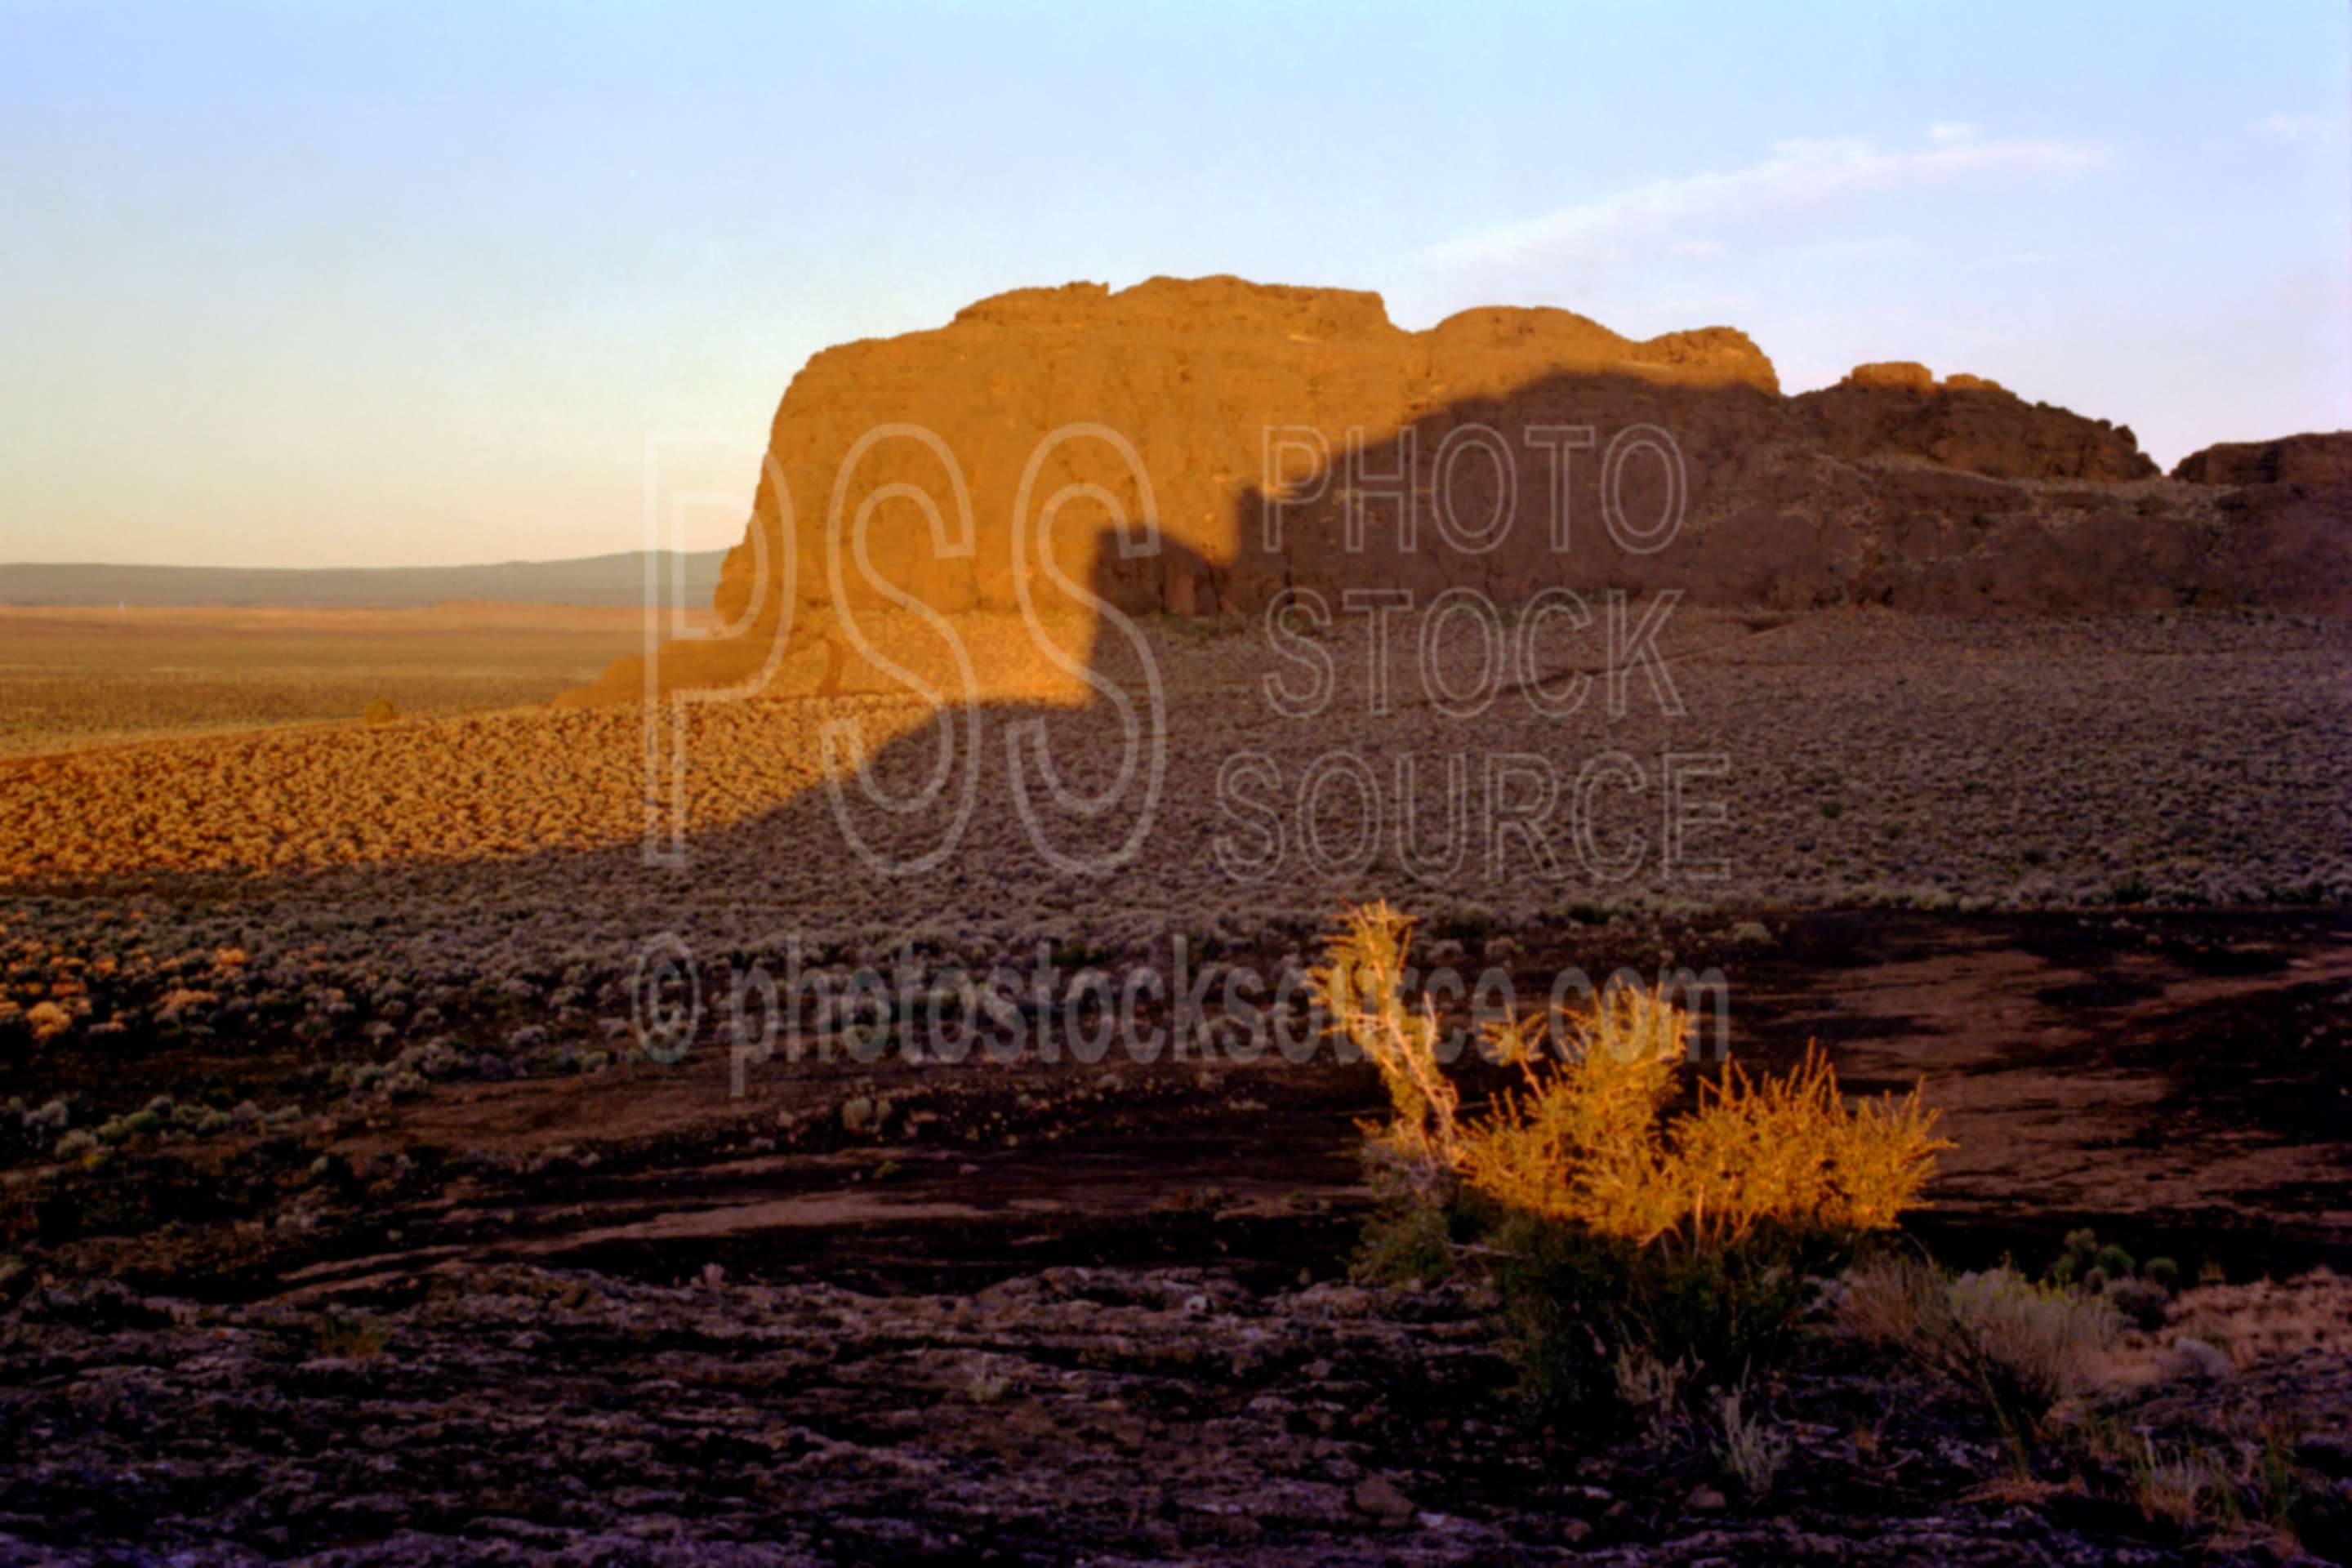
[3,1,2346,567]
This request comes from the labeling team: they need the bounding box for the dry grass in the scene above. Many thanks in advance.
[2096,1266,2352,1391]
[1713,1384,1793,1498]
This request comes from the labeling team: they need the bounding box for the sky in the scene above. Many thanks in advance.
[2,1,2346,568]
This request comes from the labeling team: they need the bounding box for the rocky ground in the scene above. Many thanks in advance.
[2,905,2350,1563]
[6,1258,2348,1566]
[1,608,2348,1562]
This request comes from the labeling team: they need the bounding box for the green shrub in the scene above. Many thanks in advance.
[2042,1231,2178,1326]
[1486,1208,1832,1407]
[2105,1275,2172,1330]
[1352,1200,1458,1288]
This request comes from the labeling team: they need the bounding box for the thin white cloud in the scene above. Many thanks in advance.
[1650,290,1757,319]
[2261,113,2341,143]
[1927,121,1982,145]
[1425,128,2112,271]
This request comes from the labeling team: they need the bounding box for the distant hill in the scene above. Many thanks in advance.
[0,550,730,609]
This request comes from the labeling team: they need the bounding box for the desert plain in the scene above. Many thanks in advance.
[0,604,715,760]
[2,278,2350,1566]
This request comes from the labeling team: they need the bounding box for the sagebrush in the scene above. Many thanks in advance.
[1841,1254,2118,1423]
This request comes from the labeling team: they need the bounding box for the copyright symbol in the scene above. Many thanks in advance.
[631,932,701,1066]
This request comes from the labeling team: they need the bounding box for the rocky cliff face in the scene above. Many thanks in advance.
[1796,374,2158,482]
[564,276,2347,705]
[704,276,1782,627]
[2174,432,2352,488]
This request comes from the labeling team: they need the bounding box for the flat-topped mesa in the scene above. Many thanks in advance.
[945,277,1781,392]
[705,275,1792,632]
[556,275,2346,707]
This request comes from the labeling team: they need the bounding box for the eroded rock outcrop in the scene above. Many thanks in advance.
[1798,365,2157,482]
[1845,361,1936,392]
[563,276,2344,705]
[2174,431,2352,488]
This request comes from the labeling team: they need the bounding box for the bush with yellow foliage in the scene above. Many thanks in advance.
[1310,901,1950,1404]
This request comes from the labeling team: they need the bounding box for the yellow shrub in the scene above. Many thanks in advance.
[1312,902,1949,1250]
[1307,901,1464,1203]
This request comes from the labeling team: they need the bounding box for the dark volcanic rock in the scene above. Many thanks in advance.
[2214,479,2352,614]
[1795,375,2158,482]
[2167,433,2352,615]
[2174,430,2352,488]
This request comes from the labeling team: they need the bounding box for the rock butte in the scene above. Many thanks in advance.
[563,275,2350,706]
